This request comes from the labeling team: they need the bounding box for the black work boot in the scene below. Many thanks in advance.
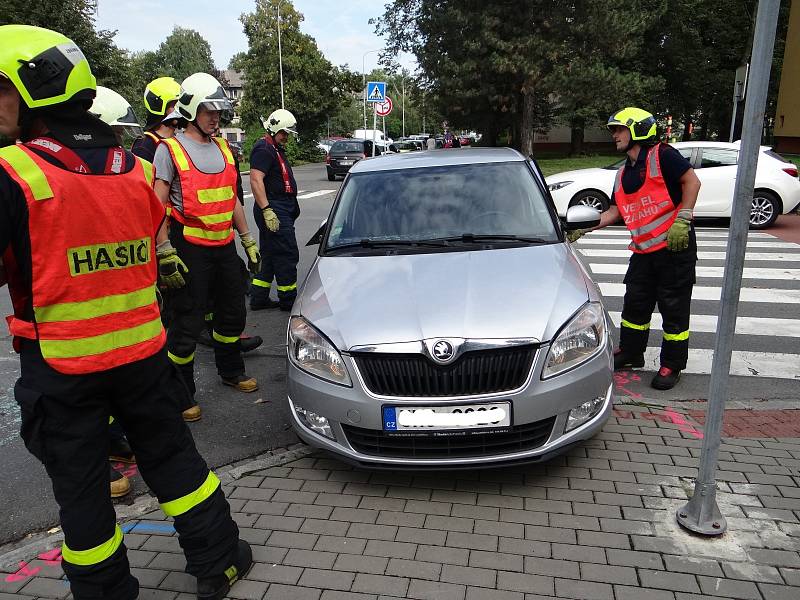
[250,298,279,310]
[239,335,263,353]
[109,436,136,464]
[613,348,645,371]
[651,366,681,390]
[197,539,253,600]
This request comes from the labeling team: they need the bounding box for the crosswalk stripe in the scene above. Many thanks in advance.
[580,249,800,261]
[576,238,799,249]
[590,263,800,281]
[642,348,800,380]
[608,311,800,338]
[597,282,800,304]
[585,229,774,238]
[297,190,335,199]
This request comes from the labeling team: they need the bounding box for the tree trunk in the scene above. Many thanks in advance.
[569,116,585,156]
[483,118,498,147]
[520,83,537,157]
[699,110,710,141]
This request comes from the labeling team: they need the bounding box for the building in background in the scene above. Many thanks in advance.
[774,0,799,153]
[219,69,245,144]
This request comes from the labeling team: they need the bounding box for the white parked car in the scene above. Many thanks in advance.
[545,141,800,229]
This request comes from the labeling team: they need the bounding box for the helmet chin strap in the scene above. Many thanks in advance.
[188,119,212,140]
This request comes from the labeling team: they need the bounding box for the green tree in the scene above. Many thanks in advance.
[235,0,360,162]
[155,26,216,82]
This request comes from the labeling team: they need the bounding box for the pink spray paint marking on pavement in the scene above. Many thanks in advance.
[664,408,704,439]
[38,548,63,565]
[4,561,41,583]
[613,370,644,400]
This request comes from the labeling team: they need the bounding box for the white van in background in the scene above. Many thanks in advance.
[352,129,393,147]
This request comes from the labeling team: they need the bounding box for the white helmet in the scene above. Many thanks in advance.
[176,73,233,122]
[262,108,297,135]
[89,86,142,136]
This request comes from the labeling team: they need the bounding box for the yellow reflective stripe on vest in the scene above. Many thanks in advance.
[160,472,220,517]
[62,525,123,566]
[182,226,232,241]
[251,279,271,288]
[0,145,54,201]
[214,137,235,165]
[137,157,155,186]
[198,211,234,226]
[197,186,234,203]
[663,330,690,342]
[621,319,650,331]
[39,317,163,359]
[168,351,195,365]
[109,415,115,425]
[277,283,297,292]
[164,138,190,171]
[34,285,157,324]
[212,330,239,344]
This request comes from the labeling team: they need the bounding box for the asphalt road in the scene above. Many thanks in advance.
[2,160,799,546]
[0,163,341,547]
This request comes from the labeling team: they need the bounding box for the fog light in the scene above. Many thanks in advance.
[566,396,605,432]
[295,405,335,439]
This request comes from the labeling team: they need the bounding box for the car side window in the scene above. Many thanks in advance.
[699,148,738,168]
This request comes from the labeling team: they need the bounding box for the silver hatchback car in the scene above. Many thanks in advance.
[287,148,613,468]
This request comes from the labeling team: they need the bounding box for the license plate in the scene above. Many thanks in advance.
[382,402,511,432]
[339,160,353,166]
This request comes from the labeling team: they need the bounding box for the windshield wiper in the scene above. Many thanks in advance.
[440,234,549,244]
[328,238,450,251]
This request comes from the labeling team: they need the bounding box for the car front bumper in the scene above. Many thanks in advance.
[287,340,614,468]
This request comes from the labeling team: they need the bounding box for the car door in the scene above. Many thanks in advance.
[694,147,739,216]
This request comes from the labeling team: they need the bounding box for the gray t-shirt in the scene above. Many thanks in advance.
[153,131,227,215]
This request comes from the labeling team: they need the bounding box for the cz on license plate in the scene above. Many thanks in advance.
[339,160,353,165]
[382,402,511,432]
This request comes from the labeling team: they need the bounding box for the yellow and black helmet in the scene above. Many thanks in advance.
[0,25,96,109]
[607,107,657,142]
[143,76,181,116]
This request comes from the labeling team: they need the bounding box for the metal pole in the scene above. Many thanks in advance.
[361,49,379,133]
[372,106,377,157]
[276,0,285,109]
[676,0,780,537]
[402,78,406,138]
[729,98,739,142]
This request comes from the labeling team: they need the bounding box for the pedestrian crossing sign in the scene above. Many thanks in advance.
[367,81,386,103]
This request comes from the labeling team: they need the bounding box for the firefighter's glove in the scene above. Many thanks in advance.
[667,218,691,252]
[566,229,585,243]
[156,241,188,289]
[240,232,262,275]
[262,207,280,233]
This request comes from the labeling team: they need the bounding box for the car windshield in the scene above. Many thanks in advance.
[332,141,364,153]
[325,162,559,250]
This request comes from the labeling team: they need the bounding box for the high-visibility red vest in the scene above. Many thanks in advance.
[0,143,166,375]
[614,143,678,254]
[162,136,237,246]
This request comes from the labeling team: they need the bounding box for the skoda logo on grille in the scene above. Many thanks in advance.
[431,340,455,363]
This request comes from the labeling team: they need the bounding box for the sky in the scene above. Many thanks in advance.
[95,0,416,74]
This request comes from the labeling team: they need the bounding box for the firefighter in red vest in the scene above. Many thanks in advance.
[569,107,701,390]
[152,72,261,400]
[0,26,251,599]
[130,76,182,163]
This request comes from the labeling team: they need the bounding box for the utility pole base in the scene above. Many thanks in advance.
[676,496,727,536]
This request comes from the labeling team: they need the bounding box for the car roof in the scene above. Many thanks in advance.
[669,140,771,151]
[349,147,526,173]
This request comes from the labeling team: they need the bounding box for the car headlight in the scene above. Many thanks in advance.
[547,180,573,191]
[288,317,352,386]
[542,302,606,378]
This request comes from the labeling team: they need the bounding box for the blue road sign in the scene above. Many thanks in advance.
[367,81,387,103]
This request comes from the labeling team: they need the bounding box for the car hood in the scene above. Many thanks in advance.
[545,167,615,184]
[298,245,590,351]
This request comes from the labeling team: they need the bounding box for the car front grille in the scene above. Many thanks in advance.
[341,416,556,459]
[352,345,537,397]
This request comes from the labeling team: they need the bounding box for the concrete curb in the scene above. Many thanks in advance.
[0,443,313,571]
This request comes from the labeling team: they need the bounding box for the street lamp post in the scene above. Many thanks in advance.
[392,76,408,138]
[362,49,380,132]
[276,0,285,109]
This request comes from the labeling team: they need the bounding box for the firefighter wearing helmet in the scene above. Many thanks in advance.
[568,107,701,390]
[248,108,301,311]
[152,72,261,404]
[0,25,250,600]
[131,76,182,162]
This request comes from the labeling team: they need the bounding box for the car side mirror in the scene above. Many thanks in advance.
[306,219,328,246]
[565,205,601,230]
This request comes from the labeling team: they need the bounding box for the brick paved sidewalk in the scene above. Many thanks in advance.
[2,402,800,600]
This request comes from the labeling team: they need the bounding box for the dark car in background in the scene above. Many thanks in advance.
[326,139,381,181]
